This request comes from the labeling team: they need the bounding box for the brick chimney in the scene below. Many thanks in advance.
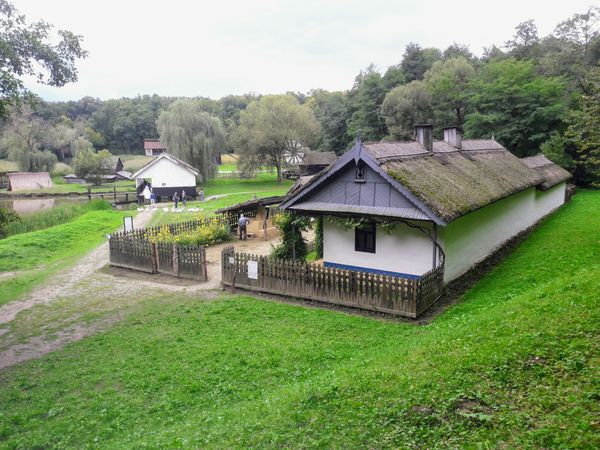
[415,124,433,152]
[443,127,462,149]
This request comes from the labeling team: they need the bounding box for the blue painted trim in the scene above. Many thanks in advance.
[323,261,421,279]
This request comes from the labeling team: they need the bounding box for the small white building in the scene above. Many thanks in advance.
[131,153,199,200]
[281,125,572,283]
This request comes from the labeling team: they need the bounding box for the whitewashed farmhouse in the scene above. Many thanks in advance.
[131,153,199,200]
[281,125,571,283]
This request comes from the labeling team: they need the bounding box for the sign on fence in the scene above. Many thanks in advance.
[247,260,258,279]
[123,216,134,232]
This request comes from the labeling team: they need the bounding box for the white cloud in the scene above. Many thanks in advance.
[14,0,594,100]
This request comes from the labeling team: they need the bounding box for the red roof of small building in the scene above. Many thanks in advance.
[144,139,166,150]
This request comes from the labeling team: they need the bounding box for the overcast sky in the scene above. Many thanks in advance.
[15,0,595,101]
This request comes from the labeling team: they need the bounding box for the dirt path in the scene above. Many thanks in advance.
[0,209,155,326]
[0,212,280,370]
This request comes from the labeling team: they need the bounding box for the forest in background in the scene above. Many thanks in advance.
[1,6,599,185]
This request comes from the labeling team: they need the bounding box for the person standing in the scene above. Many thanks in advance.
[238,214,250,240]
[199,188,205,201]
[150,190,156,207]
[173,191,179,209]
[181,190,187,208]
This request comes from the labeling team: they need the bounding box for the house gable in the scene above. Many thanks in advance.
[281,139,443,223]
[304,164,414,209]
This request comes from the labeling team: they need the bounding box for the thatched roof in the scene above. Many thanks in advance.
[7,172,53,191]
[521,154,571,191]
[381,149,542,222]
[299,151,337,166]
[282,136,569,225]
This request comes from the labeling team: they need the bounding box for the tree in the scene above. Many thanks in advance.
[381,81,432,140]
[72,148,113,185]
[540,131,574,170]
[464,59,567,156]
[233,95,320,183]
[346,65,388,141]
[565,67,600,186]
[157,99,226,182]
[400,42,442,82]
[308,90,350,154]
[0,107,57,172]
[0,0,87,118]
[505,19,540,59]
[443,43,474,61]
[423,57,475,128]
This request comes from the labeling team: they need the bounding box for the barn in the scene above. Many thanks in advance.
[7,172,53,191]
[131,153,199,200]
[280,125,572,283]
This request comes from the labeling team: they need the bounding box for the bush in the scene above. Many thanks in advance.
[51,162,73,177]
[0,208,20,238]
[271,212,310,260]
[146,219,231,247]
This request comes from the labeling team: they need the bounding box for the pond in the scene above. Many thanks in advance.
[0,195,134,216]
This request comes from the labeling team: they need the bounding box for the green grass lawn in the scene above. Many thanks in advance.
[149,174,292,226]
[0,210,131,306]
[201,172,291,197]
[0,191,598,448]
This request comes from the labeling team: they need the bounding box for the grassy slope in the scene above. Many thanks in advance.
[0,192,598,448]
[0,177,136,195]
[0,210,130,306]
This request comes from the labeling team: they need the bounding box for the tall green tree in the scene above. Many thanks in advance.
[423,57,475,128]
[0,0,87,118]
[565,67,600,186]
[308,90,350,154]
[381,81,432,140]
[157,99,226,183]
[346,65,388,141]
[400,42,442,82]
[464,59,566,156]
[233,95,320,183]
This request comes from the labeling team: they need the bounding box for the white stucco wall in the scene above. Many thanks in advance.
[137,158,196,188]
[323,219,435,277]
[440,182,566,282]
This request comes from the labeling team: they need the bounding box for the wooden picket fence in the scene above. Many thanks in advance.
[109,225,209,281]
[221,246,444,318]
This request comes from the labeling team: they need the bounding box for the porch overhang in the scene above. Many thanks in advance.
[287,201,432,222]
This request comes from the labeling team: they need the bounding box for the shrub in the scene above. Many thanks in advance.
[146,219,231,247]
[271,212,310,260]
[51,162,73,177]
[0,208,20,238]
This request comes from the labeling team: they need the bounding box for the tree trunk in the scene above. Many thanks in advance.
[276,160,282,184]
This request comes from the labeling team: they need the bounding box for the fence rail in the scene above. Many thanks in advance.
[221,247,444,318]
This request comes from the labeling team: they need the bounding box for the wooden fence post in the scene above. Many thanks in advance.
[173,244,179,277]
[151,242,158,274]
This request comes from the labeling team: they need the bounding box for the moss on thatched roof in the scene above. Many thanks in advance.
[382,149,543,222]
[521,154,571,190]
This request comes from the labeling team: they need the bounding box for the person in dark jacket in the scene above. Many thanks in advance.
[173,191,179,209]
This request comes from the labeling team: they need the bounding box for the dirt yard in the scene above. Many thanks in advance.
[0,210,282,370]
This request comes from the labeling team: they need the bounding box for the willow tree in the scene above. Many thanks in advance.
[233,95,320,183]
[157,99,226,182]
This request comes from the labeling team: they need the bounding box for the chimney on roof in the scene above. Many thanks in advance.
[415,124,433,152]
[443,127,462,149]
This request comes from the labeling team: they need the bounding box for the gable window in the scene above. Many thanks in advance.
[355,222,376,253]
[354,163,366,183]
